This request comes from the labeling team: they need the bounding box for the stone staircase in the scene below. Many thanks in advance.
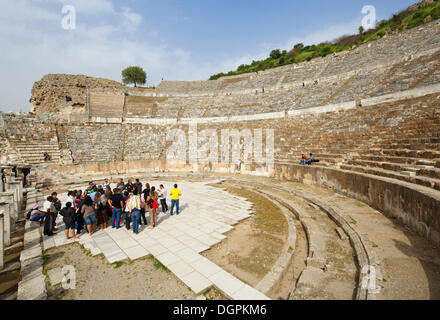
[13,143,61,165]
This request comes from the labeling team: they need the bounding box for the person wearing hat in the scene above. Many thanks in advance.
[29,204,46,223]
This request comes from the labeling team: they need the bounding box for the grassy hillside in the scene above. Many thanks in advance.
[209,0,440,80]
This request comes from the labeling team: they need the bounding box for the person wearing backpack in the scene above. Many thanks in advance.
[59,202,79,240]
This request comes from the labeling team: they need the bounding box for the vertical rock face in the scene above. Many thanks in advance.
[30,74,125,116]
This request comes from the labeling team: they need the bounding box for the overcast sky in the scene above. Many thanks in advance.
[0,0,415,112]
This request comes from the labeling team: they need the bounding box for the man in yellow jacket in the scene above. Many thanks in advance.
[170,184,182,216]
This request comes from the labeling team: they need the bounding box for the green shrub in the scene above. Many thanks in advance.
[208,1,440,80]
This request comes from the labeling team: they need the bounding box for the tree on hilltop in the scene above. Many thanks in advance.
[122,66,147,87]
[269,49,282,59]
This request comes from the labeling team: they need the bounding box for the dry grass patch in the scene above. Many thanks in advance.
[204,182,288,285]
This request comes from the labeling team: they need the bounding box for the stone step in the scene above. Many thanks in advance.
[15,149,60,152]
[372,143,440,151]
[361,149,440,159]
[0,290,17,300]
[15,144,59,148]
[417,167,440,180]
[0,261,21,283]
[19,155,61,160]
[385,137,440,144]
[341,164,440,191]
[346,159,416,173]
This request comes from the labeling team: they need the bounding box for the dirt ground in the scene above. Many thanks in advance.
[44,243,227,300]
[203,183,288,287]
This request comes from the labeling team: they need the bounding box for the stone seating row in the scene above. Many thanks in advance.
[13,143,62,165]
[153,22,440,97]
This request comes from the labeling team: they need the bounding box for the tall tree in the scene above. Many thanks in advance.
[122,66,147,87]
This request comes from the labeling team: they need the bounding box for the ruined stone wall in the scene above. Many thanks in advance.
[62,123,168,164]
[273,163,440,246]
[30,74,155,119]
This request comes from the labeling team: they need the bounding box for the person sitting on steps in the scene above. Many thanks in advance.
[307,153,319,165]
[300,154,308,165]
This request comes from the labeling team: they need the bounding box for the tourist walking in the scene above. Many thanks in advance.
[81,196,97,235]
[109,188,124,229]
[127,190,141,234]
[159,184,168,213]
[59,202,79,240]
[170,184,182,216]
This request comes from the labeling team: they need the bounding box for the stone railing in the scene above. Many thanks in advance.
[17,188,46,300]
[0,211,4,270]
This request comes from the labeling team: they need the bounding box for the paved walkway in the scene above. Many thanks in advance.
[41,181,270,300]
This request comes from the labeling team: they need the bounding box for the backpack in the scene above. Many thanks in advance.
[43,214,54,236]
[54,201,62,211]
[26,209,33,220]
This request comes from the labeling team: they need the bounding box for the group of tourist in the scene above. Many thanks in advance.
[27,178,183,240]
[300,153,319,166]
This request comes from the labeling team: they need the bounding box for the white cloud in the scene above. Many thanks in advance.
[0,1,365,112]
[0,0,204,111]
[206,16,363,76]
[283,16,362,49]
[120,7,142,32]
[54,0,115,15]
